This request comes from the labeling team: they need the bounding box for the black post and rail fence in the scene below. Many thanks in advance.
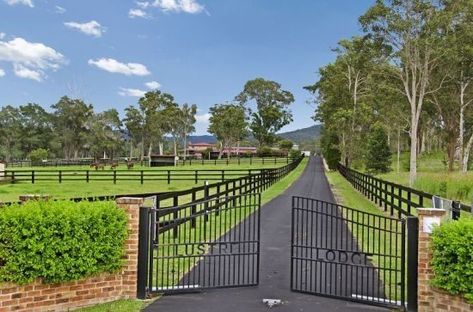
[337,163,471,219]
[135,155,303,298]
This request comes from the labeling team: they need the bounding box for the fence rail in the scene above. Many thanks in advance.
[4,156,294,168]
[337,163,471,219]
[153,155,303,214]
[2,168,278,185]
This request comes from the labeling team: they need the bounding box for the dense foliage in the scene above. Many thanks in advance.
[0,200,127,284]
[431,217,473,302]
[365,124,392,173]
[306,0,473,182]
[321,130,341,170]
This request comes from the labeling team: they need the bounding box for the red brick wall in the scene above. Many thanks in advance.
[0,197,144,312]
[417,208,473,312]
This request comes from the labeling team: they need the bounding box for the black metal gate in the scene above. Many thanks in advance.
[138,193,261,297]
[291,196,416,310]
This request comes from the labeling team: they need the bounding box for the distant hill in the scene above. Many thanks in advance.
[277,125,322,144]
[188,125,322,145]
[187,135,217,144]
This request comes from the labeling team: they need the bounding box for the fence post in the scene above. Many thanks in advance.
[191,190,197,228]
[167,170,171,184]
[406,216,419,312]
[195,170,198,184]
[140,170,144,185]
[173,195,179,237]
[113,170,117,184]
[452,201,461,220]
[59,170,62,183]
[86,170,89,183]
[137,206,150,299]
[32,170,35,184]
[204,181,209,222]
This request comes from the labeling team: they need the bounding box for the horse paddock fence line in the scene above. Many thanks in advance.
[0,157,304,186]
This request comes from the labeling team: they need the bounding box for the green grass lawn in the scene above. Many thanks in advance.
[76,300,147,312]
[77,158,308,312]
[326,171,405,302]
[377,152,473,204]
[0,162,285,203]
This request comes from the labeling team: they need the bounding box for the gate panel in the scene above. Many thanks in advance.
[148,193,260,294]
[291,197,406,309]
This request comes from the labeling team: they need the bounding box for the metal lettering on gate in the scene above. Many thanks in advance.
[147,193,261,294]
[291,196,406,309]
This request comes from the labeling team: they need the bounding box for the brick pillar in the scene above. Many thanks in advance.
[116,197,145,299]
[417,208,447,312]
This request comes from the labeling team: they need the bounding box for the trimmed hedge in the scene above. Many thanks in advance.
[431,217,473,302]
[0,200,128,284]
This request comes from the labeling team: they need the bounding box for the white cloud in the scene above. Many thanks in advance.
[136,1,150,9]
[0,37,65,81]
[145,81,161,89]
[0,33,5,39]
[118,87,147,97]
[55,5,66,14]
[152,0,204,14]
[88,58,150,76]
[129,8,150,19]
[4,0,33,7]
[0,68,5,77]
[195,113,210,124]
[13,64,41,81]
[64,21,105,38]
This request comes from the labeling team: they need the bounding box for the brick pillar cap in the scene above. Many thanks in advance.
[417,208,447,216]
[116,197,145,204]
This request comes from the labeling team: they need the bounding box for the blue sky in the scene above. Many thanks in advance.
[0,0,373,135]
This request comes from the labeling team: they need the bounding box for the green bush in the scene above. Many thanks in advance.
[0,200,128,285]
[29,148,48,164]
[431,217,473,302]
[365,124,391,173]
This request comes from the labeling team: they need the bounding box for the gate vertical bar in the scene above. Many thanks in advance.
[137,206,150,299]
[406,216,419,312]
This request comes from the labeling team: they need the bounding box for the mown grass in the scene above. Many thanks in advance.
[326,171,405,303]
[0,162,284,203]
[76,299,146,312]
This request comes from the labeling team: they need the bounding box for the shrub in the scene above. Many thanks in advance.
[0,200,128,285]
[289,149,301,159]
[29,148,48,164]
[321,131,341,170]
[431,217,473,303]
[365,124,391,173]
[257,146,273,157]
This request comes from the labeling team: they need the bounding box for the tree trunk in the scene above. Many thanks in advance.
[459,101,465,172]
[462,132,473,173]
[183,134,187,160]
[140,140,145,162]
[158,142,163,156]
[218,142,224,159]
[409,115,418,186]
[173,138,177,156]
[129,139,133,159]
[397,128,401,173]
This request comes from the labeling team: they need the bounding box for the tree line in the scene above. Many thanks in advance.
[306,0,473,184]
[0,78,295,162]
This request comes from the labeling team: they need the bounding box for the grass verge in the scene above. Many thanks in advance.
[326,170,404,302]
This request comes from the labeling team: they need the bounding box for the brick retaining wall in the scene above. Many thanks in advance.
[417,208,473,312]
[0,197,144,312]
